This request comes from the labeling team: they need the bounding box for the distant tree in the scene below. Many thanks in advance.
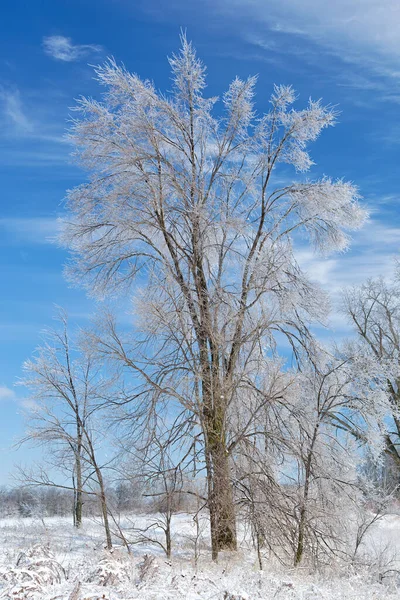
[114,482,132,515]
[131,434,184,559]
[343,275,400,476]
[62,35,366,559]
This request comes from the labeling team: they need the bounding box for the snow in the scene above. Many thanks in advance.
[0,514,399,599]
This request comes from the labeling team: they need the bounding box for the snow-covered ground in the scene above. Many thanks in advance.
[0,513,399,599]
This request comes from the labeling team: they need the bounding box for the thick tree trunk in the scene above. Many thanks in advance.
[205,398,237,559]
[212,442,237,551]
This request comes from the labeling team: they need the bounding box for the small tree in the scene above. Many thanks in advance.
[20,310,115,549]
[140,438,184,559]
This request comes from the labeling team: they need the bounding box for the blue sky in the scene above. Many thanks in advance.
[1,0,400,484]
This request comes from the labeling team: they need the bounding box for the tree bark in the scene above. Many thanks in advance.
[205,394,237,558]
[165,514,172,559]
[294,425,318,566]
[96,466,112,550]
[74,434,83,528]
[213,442,237,550]
[294,504,306,566]
[86,432,112,550]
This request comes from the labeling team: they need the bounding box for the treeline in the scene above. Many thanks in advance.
[0,480,195,520]
[0,483,134,520]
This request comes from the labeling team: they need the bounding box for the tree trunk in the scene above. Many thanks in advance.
[75,447,83,528]
[205,404,237,559]
[75,487,83,528]
[96,469,112,550]
[212,441,237,551]
[256,529,263,571]
[72,474,76,527]
[202,374,237,559]
[165,515,172,559]
[83,429,112,549]
[100,491,112,550]
[294,505,306,566]
[206,454,219,561]
[294,429,318,566]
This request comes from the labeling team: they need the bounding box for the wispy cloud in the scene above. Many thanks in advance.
[298,218,400,290]
[0,89,33,133]
[0,149,71,168]
[0,218,61,245]
[295,217,400,335]
[0,86,69,144]
[221,0,400,64]
[19,398,39,411]
[42,35,103,62]
[0,385,16,401]
[0,384,37,410]
[0,85,72,170]
[180,0,400,101]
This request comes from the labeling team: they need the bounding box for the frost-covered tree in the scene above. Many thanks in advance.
[343,274,400,474]
[290,349,392,565]
[20,311,114,549]
[135,433,185,559]
[235,347,393,567]
[61,35,366,558]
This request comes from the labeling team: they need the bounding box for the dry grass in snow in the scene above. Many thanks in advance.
[0,514,399,599]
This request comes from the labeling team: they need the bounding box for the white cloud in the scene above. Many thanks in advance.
[0,89,33,133]
[0,87,69,144]
[297,218,400,292]
[42,35,103,62]
[295,217,400,336]
[0,385,16,401]
[0,217,61,245]
[207,0,400,93]
[0,385,38,410]
[19,398,39,411]
[226,0,400,59]
[0,149,70,167]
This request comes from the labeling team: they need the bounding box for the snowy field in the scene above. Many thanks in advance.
[0,513,400,599]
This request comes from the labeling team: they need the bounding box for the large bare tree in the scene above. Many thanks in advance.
[61,35,366,558]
